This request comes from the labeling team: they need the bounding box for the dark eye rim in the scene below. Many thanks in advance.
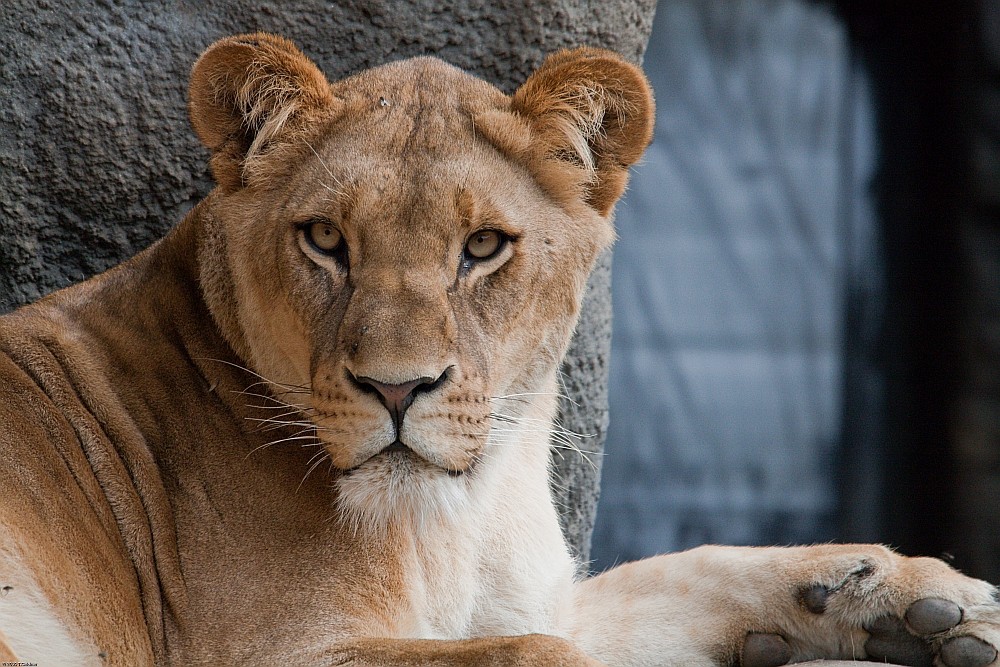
[462,229,513,265]
[297,218,349,267]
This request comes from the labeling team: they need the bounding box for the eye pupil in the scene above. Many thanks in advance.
[308,222,343,252]
[465,230,502,259]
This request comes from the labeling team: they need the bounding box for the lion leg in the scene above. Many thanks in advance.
[321,635,605,666]
[565,544,1000,667]
[0,629,18,661]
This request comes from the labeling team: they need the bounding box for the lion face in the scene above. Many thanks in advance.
[188,34,653,528]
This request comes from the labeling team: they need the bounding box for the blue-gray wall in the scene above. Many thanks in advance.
[592,0,883,569]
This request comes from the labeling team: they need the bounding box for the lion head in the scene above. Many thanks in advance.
[187,34,653,529]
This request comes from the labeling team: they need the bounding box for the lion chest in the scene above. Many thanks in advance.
[397,507,577,640]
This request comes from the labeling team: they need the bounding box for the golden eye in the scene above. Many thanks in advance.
[465,230,502,259]
[308,222,343,252]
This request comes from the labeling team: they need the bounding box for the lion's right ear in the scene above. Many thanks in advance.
[501,48,654,217]
[189,33,339,191]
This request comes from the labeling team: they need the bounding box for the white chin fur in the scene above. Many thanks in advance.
[335,451,471,535]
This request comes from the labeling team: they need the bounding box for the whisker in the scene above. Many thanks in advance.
[489,413,519,424]
[491,421,594,440]
[241,380,312,395]
[491,391,580,408]
[303,138,345,190]
[485,437,603,457]
[233,390,310,412]
[245,402,317,412]
[199,356,311,392]
[478,411,603,472]
[489,412,595,440]
[257,421,316,433]
[235,389,294,402]
[298,450,331,491]
[245,410,312,427]
[245,408,310,420]
[245,433,322,460]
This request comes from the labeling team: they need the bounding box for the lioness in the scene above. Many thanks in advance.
[0,32,998,667]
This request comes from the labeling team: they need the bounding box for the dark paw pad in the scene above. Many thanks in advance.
[906,598,964,635]
[864,615,934,667]
[941,636,998,667]
[798,584,828,614]
[741,633,791,667]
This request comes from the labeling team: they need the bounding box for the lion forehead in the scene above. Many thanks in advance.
[334,56,507,114]
[316,58,511,159]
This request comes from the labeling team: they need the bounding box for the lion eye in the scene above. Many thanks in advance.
[307,221,343,253]
[464,230,503,260]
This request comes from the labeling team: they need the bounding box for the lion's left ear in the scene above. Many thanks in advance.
[188,33,339,191]
[510,47,655,216]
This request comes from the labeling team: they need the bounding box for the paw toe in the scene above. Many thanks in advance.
[941,636,998,667]
[798,584,829,614]
[906,598,964,635]
[864,615,934,667]
[741,633,791,667]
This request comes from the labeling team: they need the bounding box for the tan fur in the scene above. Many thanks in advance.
[2,33,999,667]
[0,631,18,662]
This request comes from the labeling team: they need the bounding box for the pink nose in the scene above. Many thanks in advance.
[350,372,446,434]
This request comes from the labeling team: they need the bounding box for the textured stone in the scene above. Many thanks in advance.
[0,0,656,560]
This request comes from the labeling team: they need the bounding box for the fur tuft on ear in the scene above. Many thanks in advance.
[509,47,655,216]
[188,33,338,190]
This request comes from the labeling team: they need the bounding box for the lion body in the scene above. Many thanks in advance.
[0,199,579,664]
[2,33,1000,667]
[0,41,615,665]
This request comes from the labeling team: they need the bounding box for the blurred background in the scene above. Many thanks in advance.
[591,0,1000,582]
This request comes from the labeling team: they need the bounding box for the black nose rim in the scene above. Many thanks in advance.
[346,366,452,433]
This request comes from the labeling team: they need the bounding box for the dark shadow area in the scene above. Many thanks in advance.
[834,0,984,574]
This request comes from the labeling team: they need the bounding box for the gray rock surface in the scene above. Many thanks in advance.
[0,0,656,560]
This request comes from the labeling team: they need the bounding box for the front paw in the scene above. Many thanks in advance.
[863,596,999,667]
[740,548,1000,667]
[742,595,1000,667]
